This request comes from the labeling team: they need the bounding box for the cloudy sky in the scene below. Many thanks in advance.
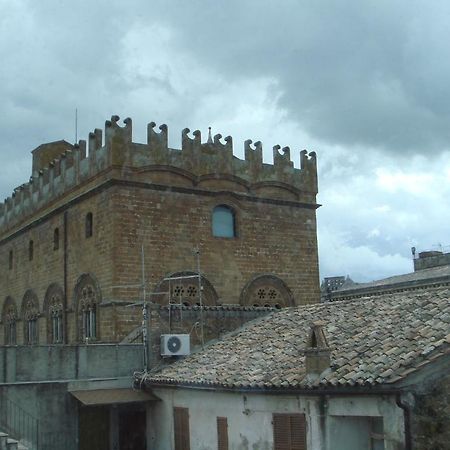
[1,0,449,282]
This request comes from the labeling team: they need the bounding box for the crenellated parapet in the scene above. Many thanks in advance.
[0,116,318,234]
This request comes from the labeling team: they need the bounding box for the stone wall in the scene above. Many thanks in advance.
[411,373,450,449]
[110,183,320,307]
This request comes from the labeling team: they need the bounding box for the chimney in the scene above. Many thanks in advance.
[304,320,331,378]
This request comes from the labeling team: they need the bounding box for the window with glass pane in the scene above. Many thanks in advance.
[212,205,236,238]
[83,306,96,339]
[8,321,16,345]
[27,318,37,344]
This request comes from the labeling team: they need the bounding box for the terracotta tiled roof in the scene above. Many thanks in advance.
[145,287,450,390]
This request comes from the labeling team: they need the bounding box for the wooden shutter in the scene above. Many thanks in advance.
[174,407,190,450]
[273,413,306,450]
[217,417,228,450]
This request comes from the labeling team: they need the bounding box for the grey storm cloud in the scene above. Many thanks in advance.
[1,0,450,282]
[3,0,450,154]
[153,0,450,153]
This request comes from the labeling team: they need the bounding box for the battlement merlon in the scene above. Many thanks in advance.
[32,140,76,175]
[0,116,318,232]
[104,116,317,192]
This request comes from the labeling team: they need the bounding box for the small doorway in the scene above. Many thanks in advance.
[79,406,110,450]
[119,407,146,450]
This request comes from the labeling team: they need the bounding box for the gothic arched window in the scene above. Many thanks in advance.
[3,297,17,345]
[81,285,97,339]
[44,284,64,344]
[22,290,40,345]
[212,205,236,238]
[74,274,101,341]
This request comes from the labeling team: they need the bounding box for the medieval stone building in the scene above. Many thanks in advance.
[0,115,320,449]
[0,116,319,347]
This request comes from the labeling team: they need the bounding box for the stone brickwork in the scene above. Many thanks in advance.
[0,116,320,346]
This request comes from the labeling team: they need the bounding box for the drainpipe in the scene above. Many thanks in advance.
[396,392,412,450]
[64,211,69,344]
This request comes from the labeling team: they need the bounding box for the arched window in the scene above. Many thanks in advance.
[85,212,93,238]
[44,284,64,344]
[212,205,236,238]
[53,228,60,250]
[3,297,17,345]
[152,271,219,307]
[22,290,39,345]
[74,274,101,341]
[81,286,97,339]
[240,275,294,308]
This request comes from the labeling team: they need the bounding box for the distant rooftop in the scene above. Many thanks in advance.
[413,249,450,272]
[322,247,450,302]
[337,265,450,293]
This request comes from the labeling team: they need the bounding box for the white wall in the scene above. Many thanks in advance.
[147,387,405,450]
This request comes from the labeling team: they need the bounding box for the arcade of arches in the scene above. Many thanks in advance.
[1,272,292,345]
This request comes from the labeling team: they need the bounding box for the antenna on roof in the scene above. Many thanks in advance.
[207,127,213,144]
[75,108,78,144]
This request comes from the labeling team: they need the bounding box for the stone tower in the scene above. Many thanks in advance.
[0,115,320,345]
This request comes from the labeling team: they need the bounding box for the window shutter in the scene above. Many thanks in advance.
[174,407,190,450]
[217,417,228,450]
[274,414,291,450]
[273,413,306,450]
[290,414,306,450]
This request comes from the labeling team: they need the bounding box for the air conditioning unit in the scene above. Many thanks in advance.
[160,334,191,356]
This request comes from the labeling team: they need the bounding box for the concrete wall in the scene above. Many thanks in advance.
[0,381,78,450]
[0,343,142,450]
[0,344,142,383]
[147,388,405,450]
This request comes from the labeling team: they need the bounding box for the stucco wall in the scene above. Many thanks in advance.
[147,388,405,450]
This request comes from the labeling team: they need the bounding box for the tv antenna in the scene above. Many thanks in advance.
[111,245,165,372]
[111,246,206,371]
[74,108,78,144]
